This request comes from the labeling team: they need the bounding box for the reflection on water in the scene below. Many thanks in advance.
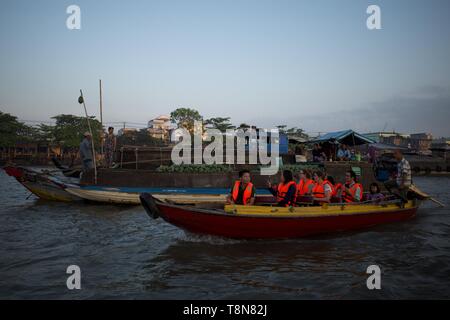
[0,170,449,299]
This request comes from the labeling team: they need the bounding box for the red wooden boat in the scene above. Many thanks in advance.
[139,193,422,239]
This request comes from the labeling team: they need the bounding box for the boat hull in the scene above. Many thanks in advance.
[140,194,419,239]
[3,166,81,202]
[65,186,273,205]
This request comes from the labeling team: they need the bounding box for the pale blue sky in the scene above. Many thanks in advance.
[1,0,450,136]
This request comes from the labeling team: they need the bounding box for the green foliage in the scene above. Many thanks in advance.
[0,111,35,147]
[156,164,232,173]
[117,128,165,146]
[170,108,203,134]
[286,127,309,139]
[50,114,102,149]
[237,123,251,129]
[204,117,235,132]
[276,125,287,134]
[0,111,103,149]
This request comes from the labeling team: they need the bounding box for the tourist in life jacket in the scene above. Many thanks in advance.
[268,170,297,207]
[226,170,256,205]
[323,175,335,197]
[342,170,363,203]
[311,171,332,204]
[328,175,343,199]
[296,169,314,198]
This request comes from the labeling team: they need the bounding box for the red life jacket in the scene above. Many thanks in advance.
[343,182,363,203]
[232,181,254,205]
[277,181,297,206]
[297,179,313,197]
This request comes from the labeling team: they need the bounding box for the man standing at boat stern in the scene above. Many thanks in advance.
[227,170,256,205]
[80,132,94,171]
[384,149,412,203]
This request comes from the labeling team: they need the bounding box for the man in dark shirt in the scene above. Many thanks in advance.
[312,143,326,162]
[80,132,94,171]
[226,170,256,205]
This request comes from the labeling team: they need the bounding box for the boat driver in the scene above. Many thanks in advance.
[226,170,256,206]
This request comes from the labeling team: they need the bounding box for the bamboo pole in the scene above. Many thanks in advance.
[99,79,104,157]
[79,89,98,184]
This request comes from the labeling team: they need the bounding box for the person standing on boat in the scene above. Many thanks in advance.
[342,170,363,202]
[80,132,94,171]
[104,127,117,168]
[268,170,297,207]
[227,170,256,205]
[384,149,411,203]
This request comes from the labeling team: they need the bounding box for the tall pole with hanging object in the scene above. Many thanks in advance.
[99,79,104,157]
[78,90,98,184]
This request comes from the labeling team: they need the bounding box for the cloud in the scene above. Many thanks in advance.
[259,86,450,137]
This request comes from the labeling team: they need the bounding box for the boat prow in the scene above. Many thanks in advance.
[3,166,82,202]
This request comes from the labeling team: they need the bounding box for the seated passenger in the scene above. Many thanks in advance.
[342,170,363,203]
[328,176,343,199]
[296,169,314,198]
[311,171,332,204]
[323,175,335,197]
[336,144,347,161]
[226,169,255,205]
[268,170,297,207]
[366,182,385,203]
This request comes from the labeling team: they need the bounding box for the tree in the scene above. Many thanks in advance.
[117,128,165,146]
[237,123,251,129]
[50,114,102,149]
[286,127,309,139]
[0,111,35,147]
[276,125,287,134]
[204,117,235,132]
[170,108,203,134]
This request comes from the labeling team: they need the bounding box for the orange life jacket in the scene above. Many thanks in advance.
[277,181,297,206]
[297,179,313,197]
[323,179,335,196]
[332,182,343,197]
[232,181,254,205]
[343,182,363,203]
[312,181,325,199]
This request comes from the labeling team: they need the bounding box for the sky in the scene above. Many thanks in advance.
[1,0,450,137]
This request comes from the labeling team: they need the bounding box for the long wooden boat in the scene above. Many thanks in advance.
[64,185,273,205]
[139,193,421,239]
[3,166,82,202]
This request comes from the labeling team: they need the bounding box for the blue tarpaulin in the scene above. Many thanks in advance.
[310,130,375,146]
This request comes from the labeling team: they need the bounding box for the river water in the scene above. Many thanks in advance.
[0,169,449,299]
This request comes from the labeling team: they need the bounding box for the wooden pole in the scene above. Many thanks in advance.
[99,79,103,126]
[79,89,98,184]
[99,79,104,158]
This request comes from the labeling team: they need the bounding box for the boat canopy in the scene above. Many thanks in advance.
[309,130,375,146]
